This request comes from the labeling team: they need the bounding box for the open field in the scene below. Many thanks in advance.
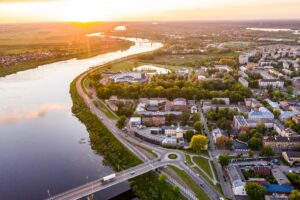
[0,22,133,77]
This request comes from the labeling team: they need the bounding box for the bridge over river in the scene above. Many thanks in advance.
[46,159,181,200]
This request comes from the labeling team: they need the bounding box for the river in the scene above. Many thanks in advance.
[0,37,162,200]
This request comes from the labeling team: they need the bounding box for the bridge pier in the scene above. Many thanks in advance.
[87,194,95,200]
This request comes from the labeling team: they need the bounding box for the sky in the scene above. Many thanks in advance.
[0,0,300,23]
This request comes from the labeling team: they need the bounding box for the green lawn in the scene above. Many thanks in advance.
[193,156,213,179]
[93,100,118,120]
[169,166,210,200]
[185,155,193,165]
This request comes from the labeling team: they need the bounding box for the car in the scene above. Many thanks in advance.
[130,171,136,175]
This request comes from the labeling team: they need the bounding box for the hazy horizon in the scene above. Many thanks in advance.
[1,0,300,23]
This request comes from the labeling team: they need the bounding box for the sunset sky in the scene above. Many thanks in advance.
[0,0,300,23]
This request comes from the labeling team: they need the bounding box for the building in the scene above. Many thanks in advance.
[259,79,284,89]
[227,165,246,196]
[245,98,262,109]
[238,77,249,87]
[162,137,177,146]
[280,111,298,122]
[212,97,230,105]
[212,128,227,143]
[105,96,134,112]
[129,117,142,128]
[248,107,274,121]
[253,166,271,176]
[264,184,293,194]
[263,136,300,150]
[292,114,300,125]
[239,50,257,64]
[247,119,274,129]
[282,151,300,165]
[162,125,189,139]
[215,65,232,72]
[173,98,187,106]
[266,99,280,109]
[292,77,300,89]
[110,72,148,83]
[233,115,249,131]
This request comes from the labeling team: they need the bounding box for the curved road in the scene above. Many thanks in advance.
[48,42,223,200]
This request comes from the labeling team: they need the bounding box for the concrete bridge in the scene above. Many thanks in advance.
[46,159,179,200]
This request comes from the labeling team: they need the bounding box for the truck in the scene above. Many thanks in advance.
[101,173,116,183]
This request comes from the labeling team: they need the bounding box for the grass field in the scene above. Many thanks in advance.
[193,156,213,179]
[169,166,209,200]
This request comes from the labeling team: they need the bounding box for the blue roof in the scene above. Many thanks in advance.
[264,184,293,193]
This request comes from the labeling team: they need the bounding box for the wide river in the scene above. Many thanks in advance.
[0,37,162,200]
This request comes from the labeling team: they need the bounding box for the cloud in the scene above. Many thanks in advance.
[0,103,69,124]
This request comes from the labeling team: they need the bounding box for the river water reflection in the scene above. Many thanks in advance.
[0,38,162,200]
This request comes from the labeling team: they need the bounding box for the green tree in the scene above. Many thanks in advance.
[238,131,249,142]
[184,130,195,142]
[190,135,209,152]
[287,86,293,95]
[249,137,261,150]
[260,145,275,157]
[218,154,229,167]
[116,115,127,128]
[290,190,300,200]
[256,122,266,135]
[193,121,203,133]
[273,109,281,119]
[245,182,266,200]
[248,149,254,158]
[159,173,167,182]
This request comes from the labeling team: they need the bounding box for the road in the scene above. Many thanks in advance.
[198,102,235,200]
[47,159,180,200]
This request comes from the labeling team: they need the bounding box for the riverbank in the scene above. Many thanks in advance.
[70,78,186,199]
[0,39,133,78]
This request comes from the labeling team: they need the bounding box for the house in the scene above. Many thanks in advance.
[263,136,300,150]
[259,79,284,89]
[233,115,249,131]
[282,151,300,165]
[190,105,198,113]
[248,107,274,121]
[227,165,246,196]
